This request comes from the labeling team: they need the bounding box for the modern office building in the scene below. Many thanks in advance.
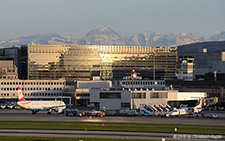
[0,59,18,79]
[24,44,177,81]
[0,47,20,79]
[0,46,19,67]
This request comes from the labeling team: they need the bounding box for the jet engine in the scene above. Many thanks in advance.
[54,107,63,113]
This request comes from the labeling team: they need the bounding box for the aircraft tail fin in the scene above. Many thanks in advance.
[193,97,203,113]
[199,97,203,108]
[18,87,26,102]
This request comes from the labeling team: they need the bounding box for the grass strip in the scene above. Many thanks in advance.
[1,120,225,128]
[0,136,155,141]
[0,121,224,135]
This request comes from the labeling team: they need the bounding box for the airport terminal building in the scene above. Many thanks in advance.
[90,88,206,110]
[74,79,206,110]
[0,79,71,105]
[22,44,177,81]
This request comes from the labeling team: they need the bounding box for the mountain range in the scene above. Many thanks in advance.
[0,28,225,47]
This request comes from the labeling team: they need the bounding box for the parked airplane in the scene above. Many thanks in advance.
[170,108,193,117]
[17,87,66,114]
[169,98,203,117]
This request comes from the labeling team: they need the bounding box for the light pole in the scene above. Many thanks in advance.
[132,74,134,109]
[153,52,155,89]
[130,69,137,109]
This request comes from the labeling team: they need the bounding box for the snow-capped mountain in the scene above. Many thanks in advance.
[0,33,71,47]
[0,28,224,47]
[76,28,205,46]
[174,32,205,46]
[76,27,125,45]
[124,32,176,46]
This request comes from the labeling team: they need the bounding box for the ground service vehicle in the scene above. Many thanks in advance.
[64,109,82,117]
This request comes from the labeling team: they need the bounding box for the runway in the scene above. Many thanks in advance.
[0,109,224,140]
[0,109,225,126]
[0,129,223,141]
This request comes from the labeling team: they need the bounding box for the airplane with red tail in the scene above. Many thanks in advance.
[17,87,66,114]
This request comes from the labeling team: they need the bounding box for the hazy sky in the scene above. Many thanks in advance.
[0,0,225,39]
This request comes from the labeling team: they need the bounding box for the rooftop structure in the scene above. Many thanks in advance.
[176,57,194,81]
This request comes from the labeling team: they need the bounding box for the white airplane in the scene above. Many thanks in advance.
[170,108,193,117]
[17,87,66,114]
[169,98,203,117]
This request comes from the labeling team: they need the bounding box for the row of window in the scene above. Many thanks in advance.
[100,92,121,99]
[0,76,17,79]
[131,92,169,99]
[0,82,64,85]
[1,69,15,73]
[29,49,175,54]
[121,103,130,108]
[132,93,146,99]
[98,92,168,99]
[30,93,63,97]
[1,87,63,91]
[131,93,168,99]
[150,92,168,98]
[122,81,165,85]
[76,94,90,97]
[0,93,63,97]
[1,93,10,96]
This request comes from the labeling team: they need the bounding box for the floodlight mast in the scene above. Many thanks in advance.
[153,52,155,89]
[130,69,137,109]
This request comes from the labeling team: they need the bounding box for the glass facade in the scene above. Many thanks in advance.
[27,45,177,80]
[100,92,121,99]
[133,92,146,99]
[150,92,168,98]
[121,103,130,108]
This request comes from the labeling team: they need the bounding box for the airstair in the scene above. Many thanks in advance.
[159,104,170,112]
[153,105,163,112]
